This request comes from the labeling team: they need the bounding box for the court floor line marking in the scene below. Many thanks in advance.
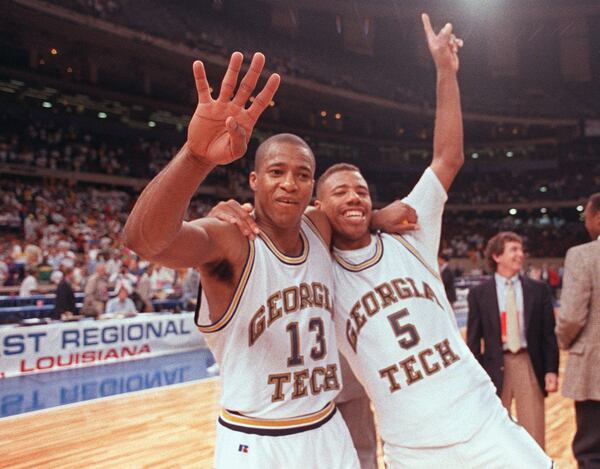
[0,375,220,423]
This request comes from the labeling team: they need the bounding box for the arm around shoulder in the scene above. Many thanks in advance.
[304,207,332,248]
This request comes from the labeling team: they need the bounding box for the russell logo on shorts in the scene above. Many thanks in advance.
[238,444,249,453]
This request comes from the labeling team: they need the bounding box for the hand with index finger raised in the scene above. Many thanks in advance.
[421,13,463,73]
[187,52,280,166]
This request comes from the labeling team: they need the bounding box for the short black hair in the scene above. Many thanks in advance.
[316,163,362,200]
[254,133,315,172]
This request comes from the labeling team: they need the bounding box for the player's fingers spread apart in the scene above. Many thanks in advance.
[247,73,280,123]
[193,61,212,104]
[218,51,244,102]
[421,13,435,40]
[233,52,265,108]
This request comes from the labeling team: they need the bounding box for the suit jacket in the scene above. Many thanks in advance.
[555,240,600,401]
[441,265,457,303]
[54,279,76,319]
[467,275,559,396]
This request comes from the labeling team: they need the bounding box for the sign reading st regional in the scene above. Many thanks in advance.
[0,313,204,378]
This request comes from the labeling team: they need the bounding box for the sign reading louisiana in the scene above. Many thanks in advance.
[0,313,205,378]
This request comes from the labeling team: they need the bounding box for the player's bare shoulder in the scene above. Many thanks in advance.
[304,207,332,249]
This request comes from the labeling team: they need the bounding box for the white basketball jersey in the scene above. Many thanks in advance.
[196,217,341,420]
[332,168,499,448]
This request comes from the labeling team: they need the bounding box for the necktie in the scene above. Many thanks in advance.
[505,280,521,353]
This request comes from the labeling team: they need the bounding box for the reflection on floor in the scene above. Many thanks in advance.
[0,348,217,418]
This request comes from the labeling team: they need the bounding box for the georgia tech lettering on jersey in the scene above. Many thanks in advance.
[345,276,442,353]
[332,170,501,447]
[249,282,333,347]
[377,337,460,392]
[267,364,340,402]
[195,217,342,420]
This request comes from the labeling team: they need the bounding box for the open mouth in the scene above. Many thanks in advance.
[342,208,366,222]
[275,198,299,206]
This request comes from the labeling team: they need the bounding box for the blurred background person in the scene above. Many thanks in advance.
[555,192,600,468]
[19,266,39,297]
[54,266,76,320]
[105,280,137,316]
[181,267,200,311]
[81,262,109,318]
[467,231,559,448]
[135,262,154,312]
[438,252,457,305]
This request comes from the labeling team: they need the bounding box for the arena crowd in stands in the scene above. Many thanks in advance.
[1,0,597,321]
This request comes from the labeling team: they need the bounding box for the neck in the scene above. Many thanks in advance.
[496,267,518,279]
[255,214,303,256]
[333,233,371,251]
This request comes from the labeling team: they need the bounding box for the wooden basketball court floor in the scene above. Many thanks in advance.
[0,354,577,469]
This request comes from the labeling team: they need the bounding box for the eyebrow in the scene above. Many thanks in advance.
[267,162,313,172]
[331,183,369,191]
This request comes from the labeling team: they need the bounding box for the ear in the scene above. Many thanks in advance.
[492,253,501,264]
[314,199,322,209]
[249,171,257,192]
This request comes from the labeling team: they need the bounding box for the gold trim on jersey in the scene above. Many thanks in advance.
[196,239,255,333]
[391,234,442,281]
[333,235,384,272]
[221,401,335,430]
[258,228,309,265]
[302,214,330,251]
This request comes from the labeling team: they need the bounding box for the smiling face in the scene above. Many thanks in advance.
[316,169,372,250]
[249,140,315,230]
[493,240,524,277]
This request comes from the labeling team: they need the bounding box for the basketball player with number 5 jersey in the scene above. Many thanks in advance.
[315,14,554,468]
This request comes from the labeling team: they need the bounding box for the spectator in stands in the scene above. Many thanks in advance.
[555,192,600,468]
[135,262,154,312]
[105,251,122,277]
[438,252,457,304]
[150,264,175,292]
[81,262,109,318]
[19,267,39,297]
[105,280,137,316]
[181,267,200,311]
[109,262,137,288]
[24,242,43,268]
[54,266,76,320]
[0,255,8,286]
[547,264,560,300]
[467,231,559,448]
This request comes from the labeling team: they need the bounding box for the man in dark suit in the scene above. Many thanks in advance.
[555,193,600,468]
[54,267,76,320]
[467,231,559,449]
[438,252,457,304]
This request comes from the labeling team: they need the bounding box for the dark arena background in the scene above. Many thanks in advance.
[0,0,599,467]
